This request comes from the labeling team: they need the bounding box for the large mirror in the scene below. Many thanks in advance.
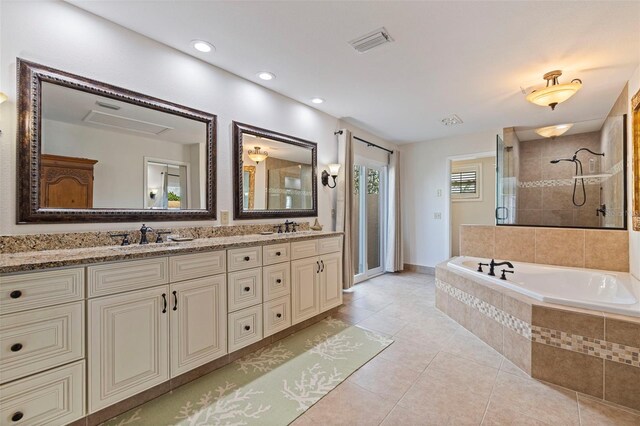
[233,122,317,219]
[17,59,216,223]
[497,113,627,229]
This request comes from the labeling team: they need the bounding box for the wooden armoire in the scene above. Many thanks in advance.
[40,154,98,208]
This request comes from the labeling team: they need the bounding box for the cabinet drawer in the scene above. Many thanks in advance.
[0,360,85,426]
[170,251,226,282]
[0,268,84,315]
[227,246,262,272]
[228,305,263,352]
[291,240,318,260]
[263,296,291,337]
[319,236,343,255]
[88,257,168,297]
[0,302,84,384]
[263,243,290,265]
[263,263,291,302]
[228,268,262,312]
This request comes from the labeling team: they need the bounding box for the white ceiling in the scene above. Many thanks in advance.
[68,1,640,144]
[42,81,206,144]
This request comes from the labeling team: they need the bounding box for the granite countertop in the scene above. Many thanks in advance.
[0,231,343,274]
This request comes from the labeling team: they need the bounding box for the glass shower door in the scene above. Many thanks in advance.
[495,135,515,224]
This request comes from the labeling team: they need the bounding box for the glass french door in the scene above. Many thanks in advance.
[353,163,386,284]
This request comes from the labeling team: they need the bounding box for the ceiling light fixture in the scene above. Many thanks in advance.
[247,146,268,163]
[257,71,275,81]
[311,98,324,104]
[191,40,214,53]
[535,123,573,139]
[526,70,582,110]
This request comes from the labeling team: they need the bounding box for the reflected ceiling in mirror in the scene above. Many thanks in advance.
[233,122,317,219]
[17,59,217,223]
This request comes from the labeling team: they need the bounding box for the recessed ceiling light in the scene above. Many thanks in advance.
[257,71,275,81]
[311,98,324,104]
[191,40,214,53]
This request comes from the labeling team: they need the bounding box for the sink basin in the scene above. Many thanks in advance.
[110,242,181,252]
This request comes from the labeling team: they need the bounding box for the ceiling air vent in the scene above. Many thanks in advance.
[349,27,394,53]
[83,110,172,135]
[441,114,463,127]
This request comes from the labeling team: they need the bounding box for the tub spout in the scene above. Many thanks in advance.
[489,259,514,276]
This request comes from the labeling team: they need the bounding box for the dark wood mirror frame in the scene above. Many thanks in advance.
[16,59,217,223]
[233,121,317,219]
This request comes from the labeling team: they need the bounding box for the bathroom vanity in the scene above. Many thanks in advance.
[0,231,343,425]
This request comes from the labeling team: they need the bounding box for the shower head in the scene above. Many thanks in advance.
[550,158,574,164]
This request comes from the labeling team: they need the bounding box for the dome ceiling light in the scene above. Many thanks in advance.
[526,70,582,110]
[535,123,573,139]
[248,146,268,163]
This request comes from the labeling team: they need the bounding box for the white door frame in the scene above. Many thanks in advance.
[353,162,388,284]
[446,151,495,259]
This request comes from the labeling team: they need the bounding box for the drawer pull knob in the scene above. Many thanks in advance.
[10,343,23,352]
[244,256,250,261]
[11,412,24,422]
[244,286,251,292]
[276,313,282,318]
[276,251,281,256]
[276,279,282,284]
[10,290,22,299]
[244,325,251,331]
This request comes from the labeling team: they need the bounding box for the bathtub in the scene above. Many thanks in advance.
[447,256,640,317]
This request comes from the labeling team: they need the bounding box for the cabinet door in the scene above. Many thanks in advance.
[170,276,227,377]
[320,252,343,311]
[88,286,169,413]
[291,257,320,325]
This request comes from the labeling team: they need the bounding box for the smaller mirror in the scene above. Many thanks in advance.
[233,122,317,219]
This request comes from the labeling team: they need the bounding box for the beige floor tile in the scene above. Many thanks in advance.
[357,312,409,335]
[394,316,461,346]
[489,371,580,425]
[381,403,478,425]
[335,304,376,324]
[499,358,530,379]
[482,400,549,425]
[348,356,420,403]
[397,353,498,424]
[578,394,640,426]
[378,336,439,373]
[443,328,504,369]
[291,381,395,426]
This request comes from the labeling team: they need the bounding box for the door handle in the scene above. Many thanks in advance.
[320,260,324,272]
[495,206,508,221]
[161,293,167,313]
[316,261,320,273]
[172,290,178,311]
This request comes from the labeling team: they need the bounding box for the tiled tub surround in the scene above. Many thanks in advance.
[0,229,334,274]
[435,264,640,411]
[459,224,630,272]
[0,222,310,254]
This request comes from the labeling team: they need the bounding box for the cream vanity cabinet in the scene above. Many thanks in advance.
[0,268,86,425]
[291,237,343,324]
[88,252,227,413]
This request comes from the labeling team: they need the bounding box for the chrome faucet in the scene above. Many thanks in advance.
[140,224,153,244]
[488,259,514,276]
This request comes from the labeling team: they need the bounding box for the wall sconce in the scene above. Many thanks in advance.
[321,163,341,188]
[0,92,7,104]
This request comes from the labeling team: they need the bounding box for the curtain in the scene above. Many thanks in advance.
[336,129,355,289]
[385,150,403,271]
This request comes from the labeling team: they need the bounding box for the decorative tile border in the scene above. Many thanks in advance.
[437,277,640,368]
[532,326,640,368]
[518,160,624,189]
[435,279,531,339]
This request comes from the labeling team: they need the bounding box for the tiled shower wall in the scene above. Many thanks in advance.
[517,131,603,228]
[459,225,629,272]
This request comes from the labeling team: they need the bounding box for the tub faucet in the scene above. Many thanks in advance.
[488,259,514,276]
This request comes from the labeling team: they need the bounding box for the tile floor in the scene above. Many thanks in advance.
[291,271,640,426]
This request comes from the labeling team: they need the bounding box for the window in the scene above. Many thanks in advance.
[451,163,482,200]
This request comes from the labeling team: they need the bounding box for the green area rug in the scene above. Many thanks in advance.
[105,317,393,425]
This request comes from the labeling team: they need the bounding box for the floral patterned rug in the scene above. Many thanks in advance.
[104,317,393,425]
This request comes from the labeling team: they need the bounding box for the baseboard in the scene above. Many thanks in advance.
[403,263,435,275]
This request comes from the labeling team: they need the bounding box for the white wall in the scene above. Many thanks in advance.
[0,1,397,234]
[402,130,499,268]
[450,156,496,256]
[628,64,640,279]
